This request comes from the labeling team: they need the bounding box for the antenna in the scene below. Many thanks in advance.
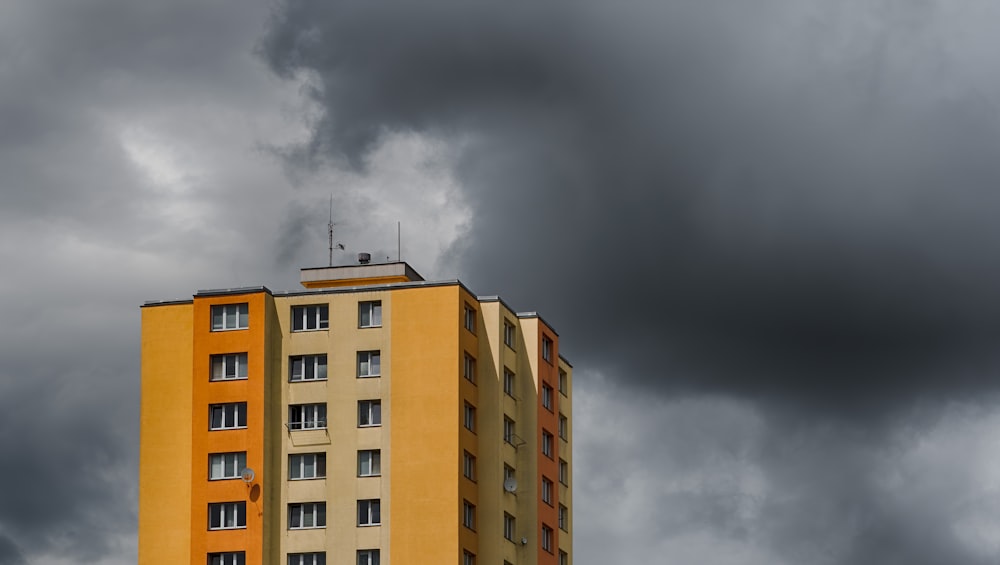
[327,196,344,266]
[503,476,518,493]
[397,221,401,262]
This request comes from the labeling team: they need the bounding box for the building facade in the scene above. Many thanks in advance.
[139,262,573,565]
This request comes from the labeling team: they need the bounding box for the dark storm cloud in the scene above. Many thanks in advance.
[262,1,1000,562]
[261,0,1000,420]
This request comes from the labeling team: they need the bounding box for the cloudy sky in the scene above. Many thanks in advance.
[5,0,1000,563]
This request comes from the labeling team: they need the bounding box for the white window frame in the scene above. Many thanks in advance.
[542,477,554,505]
[289,354,327,382]
[209,452,247,480]
[463,353,476,383]
[357,499,381,526]
[209,402,247,430]
[463,451,476,481]
[559,459,569,485]
[211,353,248,381]
[542,430,554,458]
[542,336,553,362]
[357,550,380,565]
[288,553,326,565]
[559,504,568,531]
[464,402,476,433]
[358,450,381,477]
[559,368,568,395]
[358,400,382,427]
[503,417,515,444]
[357,351,381,378]
[209,552,246,565]
[542,524,554,553]
[463,500,476,530]
[288,403,327,430]
[288,502,326,529]
[291,304,329,332]
[211,303,248,331]
[464,304,476,333]
[542,383,554,411]
[503,320,515,348]
[559,414,568,440]
[208,502,246,530]
[504,512,516,541]
[359,301,382,328]
[503,368,515,397]
[289,453,326,480]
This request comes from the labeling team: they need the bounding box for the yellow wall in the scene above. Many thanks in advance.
[390,285,462,564]
[139,303,194,564]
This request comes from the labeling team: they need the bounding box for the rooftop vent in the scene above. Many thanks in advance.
[358,252,371,265]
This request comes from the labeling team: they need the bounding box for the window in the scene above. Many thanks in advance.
[503,368,515,397]
[542,524,554,553]
[209,552,245,565]
[542,383,554,411]
[288,554,325,565]
[463,451,476,481]
[358,450,381,477]
[358,400,382,427]
[464,304,476,333]
[359,301,382,328]
[559,414,568,440]
[291,304,328,332]
[208,502,245,530]
[289,403,326,430]
[504,320,515,348]
[463,550,476,565]
[209,452,247,480]
[542,430,554,458]
[559,550,568,565]
[559,459,569,485]
[289,502,326,529]
[503,417,515,444]
[357,351,381,378]
[542,336,553,362]
[462,500,476,530]
[211,353,247,381]
[210,403,247,430]
[357,499,381,526]
[357,550,380,565]
[504,464,516,483]
[463,353,476,383]
[211,303,248,331]
[504,513,516,541]
[542,477,554,505]
[290,355,327,382]
[289,453,326,480]
[559,368,568,395]
[559,504,568,531]
[463,402,476,432]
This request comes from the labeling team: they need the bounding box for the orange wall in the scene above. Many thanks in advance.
[390,285,462,563]
[139,303,194,564]
[190,293,269,565]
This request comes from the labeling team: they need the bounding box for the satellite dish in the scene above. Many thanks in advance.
[503,477,518,493]
[240,467,255,484]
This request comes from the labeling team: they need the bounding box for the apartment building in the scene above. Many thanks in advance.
[139,261,573,565]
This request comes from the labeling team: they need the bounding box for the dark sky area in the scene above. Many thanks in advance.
[3,1,1000,563]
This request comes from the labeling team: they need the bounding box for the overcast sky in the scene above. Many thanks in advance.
[4,1,1000,563]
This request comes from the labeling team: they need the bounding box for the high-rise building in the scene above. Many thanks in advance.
[139,261,573,565]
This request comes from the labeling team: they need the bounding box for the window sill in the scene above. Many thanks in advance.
[289,476,325,481]
[210,377,249,382]
[289,526,326,530]
[209,426,248,432]
[291,328,329,333]
[211,327,248,332]
[288,427,328,432]
[358,523,381,528]
[208,526,247,531]
[358,474,382,478]
[289,378,328,383]
[357,375,381,379]
[209,476,242,481]
[358,424,382,429]
[359,325,383,329]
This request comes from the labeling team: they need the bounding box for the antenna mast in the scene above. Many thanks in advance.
[328,196,334,267]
